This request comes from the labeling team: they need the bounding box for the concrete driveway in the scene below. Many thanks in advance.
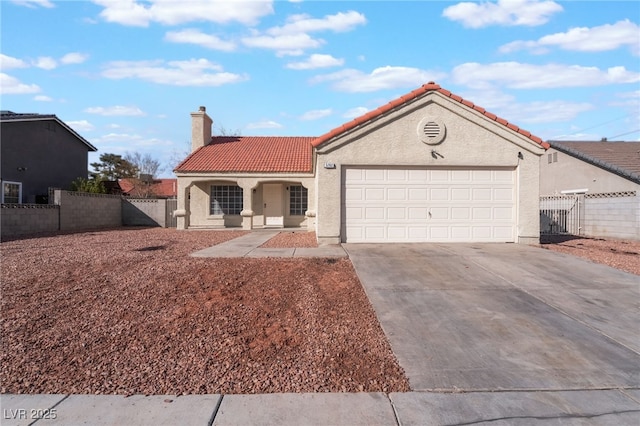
[344,243,640,392]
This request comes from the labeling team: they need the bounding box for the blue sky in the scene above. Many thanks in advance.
[2,0,639,177]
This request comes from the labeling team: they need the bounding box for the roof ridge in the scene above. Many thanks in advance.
[311,82,549,149]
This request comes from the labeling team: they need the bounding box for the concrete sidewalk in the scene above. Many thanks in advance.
[190,231,348,258]
[4,389,639,425]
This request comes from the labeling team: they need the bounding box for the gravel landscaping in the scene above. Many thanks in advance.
[541,235,640,276]
[1,228,409,395]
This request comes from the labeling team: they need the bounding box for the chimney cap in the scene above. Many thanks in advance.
[199,106,206,112]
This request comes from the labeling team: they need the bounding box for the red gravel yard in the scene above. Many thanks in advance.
[1,228,409,395]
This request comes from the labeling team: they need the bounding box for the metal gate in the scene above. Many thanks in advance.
[166,199,177,228]
[540,195,582,235]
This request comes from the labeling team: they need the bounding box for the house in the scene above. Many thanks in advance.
[174,82,549,244]
[540,140,640,194]
[540,140,640,240]
[1,111,97,204]
[119,178,178,199]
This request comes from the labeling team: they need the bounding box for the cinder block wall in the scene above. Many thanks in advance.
[583,195,639,240]
[1,204,59,238]
[55,190,122,231]
[122,199,167,227]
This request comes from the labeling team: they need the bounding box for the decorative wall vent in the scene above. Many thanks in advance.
[417,117,446,145]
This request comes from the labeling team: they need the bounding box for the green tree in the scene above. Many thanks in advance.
[70,177,106,194]
[90,153,138,180]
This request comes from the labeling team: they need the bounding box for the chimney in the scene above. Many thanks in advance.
[191,106,213,152]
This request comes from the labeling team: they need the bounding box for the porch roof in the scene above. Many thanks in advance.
[176,136,316,173]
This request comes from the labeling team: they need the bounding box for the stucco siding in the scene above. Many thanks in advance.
[540,148,638,195]
[315,93,545,244]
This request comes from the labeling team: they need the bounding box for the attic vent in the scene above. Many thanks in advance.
[417,117,446,145]
[423,121,440,139]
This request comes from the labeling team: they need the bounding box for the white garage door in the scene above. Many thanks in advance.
[343,167,516,243]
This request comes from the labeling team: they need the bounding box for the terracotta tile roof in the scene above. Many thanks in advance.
[311,82,549,149]
[120,178,178,198]
[548,141,640,184]
[175,136,315,173]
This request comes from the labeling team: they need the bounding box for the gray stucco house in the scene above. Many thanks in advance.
[540,140,640,240]
[540,141,640,195]
[175,82,549,244]
[1,111,97,204]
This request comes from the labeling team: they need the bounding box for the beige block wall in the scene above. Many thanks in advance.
[540,149,639,195]
[315,92,545,244]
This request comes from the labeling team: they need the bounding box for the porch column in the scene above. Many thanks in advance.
[239,181,254,230]
[175,179,191,230]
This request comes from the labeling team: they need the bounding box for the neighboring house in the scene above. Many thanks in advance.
[175,82,549,244]
[540,140,640,240]
[1,111,97,204]
[119,178,178,199]
[540,141,640,194]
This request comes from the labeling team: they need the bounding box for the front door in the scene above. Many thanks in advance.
[264,184,284,227]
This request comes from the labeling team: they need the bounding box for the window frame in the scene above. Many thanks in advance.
[289,185,308,216]
[2,181,22,204]
[210,185,243,216]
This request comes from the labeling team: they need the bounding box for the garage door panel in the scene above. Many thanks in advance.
[387,188,406,200]
[343,167,515,243]
[365,207,384,219]
[494,188,513,201]
[430,188,449,201]
[388,207,406,220]
[452,188,471,201]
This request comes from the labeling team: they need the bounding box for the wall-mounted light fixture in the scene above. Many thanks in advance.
[324,162,336,169]
[518,152,524,160]
[17,167,27,171]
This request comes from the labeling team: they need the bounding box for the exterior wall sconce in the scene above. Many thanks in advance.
[324,162,336,169]
[518,152,524,160]
[17,167,27,171]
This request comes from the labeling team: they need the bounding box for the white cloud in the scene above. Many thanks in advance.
[452,62,640,89]
[443,0,562,29]
[268,10,366,35]
[286,54,344,70]
[242,10,366,56]
[34,95,53,102]
[241,33,324,56]
[0,73,41,94]
[343,107,368,119]
[10,0,55,8]
[312,66,446,93]
[500,20,640,55]
[461,88,594,124]
[33,56,57,70]
[165,29,236,51]
[101,58,248,86]
[300,108,332,121]
[0,54,28,70]
[60,52,90,64]
[84,105,146,116]
[246,120,284,129]
[92,0,273,27]
[67,120,96,132]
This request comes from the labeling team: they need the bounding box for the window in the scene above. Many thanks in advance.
[548,152,558,164]
[2,181,22,204]
[210,185,243,215]
[289,185,307,216]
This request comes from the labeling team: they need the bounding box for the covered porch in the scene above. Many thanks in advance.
[174,175,316,231]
